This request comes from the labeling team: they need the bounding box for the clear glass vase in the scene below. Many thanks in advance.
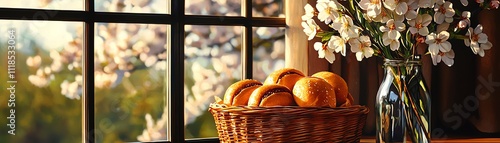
[375,57,431,143]
[376,59,407,143]
[404,56,431,143]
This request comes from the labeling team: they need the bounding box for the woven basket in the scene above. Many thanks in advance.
[209,103,369,143]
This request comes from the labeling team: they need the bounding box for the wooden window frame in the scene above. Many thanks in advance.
[0,0,289,142]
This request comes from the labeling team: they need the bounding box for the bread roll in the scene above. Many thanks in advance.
[264,68,305,90]
[248,84,296,107]
[312,71,348,107]
[223,79,263,106]
[292,77,337,107]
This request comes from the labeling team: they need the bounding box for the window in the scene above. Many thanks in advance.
[0,0,287,142]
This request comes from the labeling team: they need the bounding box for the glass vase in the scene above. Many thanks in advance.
[376,59,407,143]
[375,57,431,143]
[404,56,431,143]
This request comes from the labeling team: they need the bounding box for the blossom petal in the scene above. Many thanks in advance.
[314,42,323,51]
[464,39,471,47]
[444,3,455,17]
[358,0,371,10]
[442,55,454,66]
[396,2,408,15]
[409,27,418,34]
[356,52,364,61]
[388,30,401,39]
[478,33,488,43]
[474,25,483,34]
[406,10,418,20]
[390,40,400,51]
[364,48,374,58]
[478,49,485,57]
[349,39,362,52]
[428,43,440,55]
[324,50,336,63]
[380,26,389,32]
[461,0,468,6]
[434,13,445,24]
[419,27,429,36]
[481,41,493,50]
[439,41,452,52]
[421,14,433,26]
[470,42,479,54]
[431,54,439,65]
[395,22,406,31]
[447,49,455,58]
[383,33,392,46]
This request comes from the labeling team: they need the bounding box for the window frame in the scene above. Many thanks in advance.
[0,0,289,142]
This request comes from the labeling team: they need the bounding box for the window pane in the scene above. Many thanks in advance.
[0,0,83,10]
[184,25,243,138]
[94,23,169,142]
[95,0,169,13]
[185,0,241,16]
[0,20,82,142]
[253,0,285,17]
[252,27,285,82]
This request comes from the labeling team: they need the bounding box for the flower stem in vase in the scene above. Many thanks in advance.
[403,56,432,143]
[376,59,407,143]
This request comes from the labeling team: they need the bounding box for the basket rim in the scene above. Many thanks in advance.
[209,103,370,114]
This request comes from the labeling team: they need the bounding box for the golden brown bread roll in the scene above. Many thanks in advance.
[311,71,348,107]
[248,84,296,107]
[223,79,263,106]
[292,77,337,107]
[264,68,305,90]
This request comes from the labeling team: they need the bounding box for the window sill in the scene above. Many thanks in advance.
[137,137,500,143]
[360,137,500,142]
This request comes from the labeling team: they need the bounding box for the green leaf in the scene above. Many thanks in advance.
[317,32,334,42]
[322,35,332,42]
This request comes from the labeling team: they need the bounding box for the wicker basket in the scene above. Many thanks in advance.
[209,103,369,143]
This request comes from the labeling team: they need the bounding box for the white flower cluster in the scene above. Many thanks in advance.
[137,109,168,141]
[27,36,84,99]
[94,23,168,89]
[96,0,168,13]
[302,0,497,66]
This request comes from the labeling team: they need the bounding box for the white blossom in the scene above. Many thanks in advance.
[316,0,341,22]
[359,0,383,18]
[26,55,42,68]
[314,42,336,63]
[458,11,471,29]
[302,3,315,21]
[380,19,406,40]
[492,0,500,9]
[408,14,432,36]
[431,49,455,66]
[383,32,401,51]
[370,8,391,23]
[419,0,435,8]
[302,19,319,40]
[383,0,408,15]
[332,15,360,39]
[426,31,452,55]
[465,24,492,57]
[434,0,455,24]
[404,0,419,20]
[349,36,374,61]
[329,35,348,56]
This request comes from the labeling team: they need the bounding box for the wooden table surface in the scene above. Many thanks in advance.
[360,138,500,142]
